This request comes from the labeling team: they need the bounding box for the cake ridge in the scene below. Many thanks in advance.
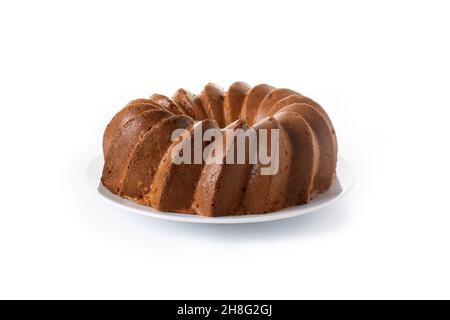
[193,119,251,216]
[241,116,293,214]
[254,88,299,124]
[224,81,251,126]
[103,99,165,158]
[173,88,208,120]
[241,83,275,126]
[201,83,226,128]
[149,119,217,213]
[119,114,194,200]
[102,109,173,190]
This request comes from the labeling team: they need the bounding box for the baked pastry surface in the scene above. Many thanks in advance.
[101,82,337,216]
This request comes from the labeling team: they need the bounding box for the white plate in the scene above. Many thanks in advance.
[94,156,354,224]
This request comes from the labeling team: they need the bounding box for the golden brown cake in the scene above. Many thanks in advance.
[101,82,337,217]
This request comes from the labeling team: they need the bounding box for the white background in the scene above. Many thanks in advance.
[1,0,449,299]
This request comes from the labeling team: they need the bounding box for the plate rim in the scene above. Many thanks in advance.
[96,156,354,224]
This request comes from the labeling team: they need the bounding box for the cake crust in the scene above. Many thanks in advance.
[101,82,338,216]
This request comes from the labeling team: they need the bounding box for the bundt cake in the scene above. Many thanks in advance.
[101,82,337,217]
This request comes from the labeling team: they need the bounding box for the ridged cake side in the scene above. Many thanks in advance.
[101,82,338,216]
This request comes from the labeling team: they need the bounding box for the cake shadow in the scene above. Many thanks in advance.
[145,201,350,241]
